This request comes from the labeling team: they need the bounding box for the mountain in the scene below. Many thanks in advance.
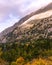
[0,3,52,43]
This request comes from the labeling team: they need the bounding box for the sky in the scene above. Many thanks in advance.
[0,0,52,32]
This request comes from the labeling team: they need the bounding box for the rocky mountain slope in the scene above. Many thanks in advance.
[0,3,52,43]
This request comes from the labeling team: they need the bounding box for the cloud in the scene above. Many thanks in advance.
[0,0,52,32]
[0,14,19,32]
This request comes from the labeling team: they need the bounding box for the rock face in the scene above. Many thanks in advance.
[0,3,52,43]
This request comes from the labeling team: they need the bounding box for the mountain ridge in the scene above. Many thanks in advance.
[0,3,52,43]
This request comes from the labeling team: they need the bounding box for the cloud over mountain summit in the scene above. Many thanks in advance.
[0,0,52,32]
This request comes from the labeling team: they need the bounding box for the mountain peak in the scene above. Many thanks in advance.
[0,2,52,43]
[47,2,52,6]
[33,2,52,15]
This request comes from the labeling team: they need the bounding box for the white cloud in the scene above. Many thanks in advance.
[0,0,52,32]
[0,14,19,32]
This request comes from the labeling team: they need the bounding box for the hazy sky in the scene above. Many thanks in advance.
[0,0,52,32]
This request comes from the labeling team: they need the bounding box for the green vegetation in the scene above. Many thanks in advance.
[0,38,52,65]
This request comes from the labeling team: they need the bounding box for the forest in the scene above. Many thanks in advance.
[0,38,52,65]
